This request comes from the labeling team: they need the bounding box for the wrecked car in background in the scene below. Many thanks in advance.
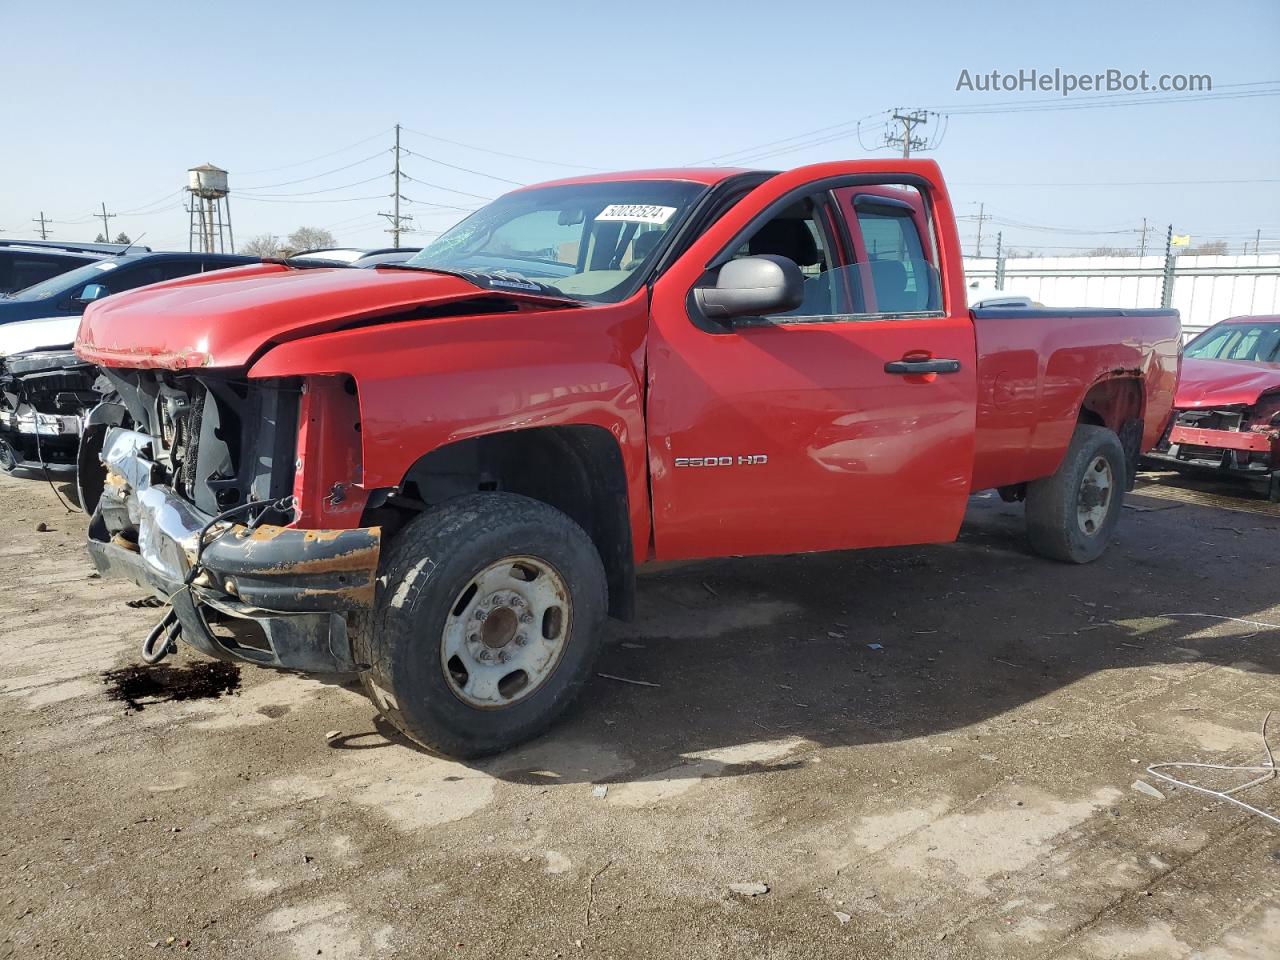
[1146,314,1280,501]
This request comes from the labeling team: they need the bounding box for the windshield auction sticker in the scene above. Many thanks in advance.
[594,204,677,225]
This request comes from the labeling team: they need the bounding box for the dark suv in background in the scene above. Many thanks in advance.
[0,240,153,294]
[0,250,256,326]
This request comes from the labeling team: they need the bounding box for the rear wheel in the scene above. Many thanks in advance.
[1025,424,1126,563]
[356,493,607,758]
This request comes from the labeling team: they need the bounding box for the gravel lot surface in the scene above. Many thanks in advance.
[2,471,1278,959]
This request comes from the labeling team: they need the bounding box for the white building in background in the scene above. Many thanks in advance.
[963,253,1280,337]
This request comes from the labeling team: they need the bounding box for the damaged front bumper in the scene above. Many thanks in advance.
[1144,415,1279,499]
[88,427,381,673]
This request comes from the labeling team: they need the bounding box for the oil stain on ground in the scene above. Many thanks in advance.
[103,661,241,711]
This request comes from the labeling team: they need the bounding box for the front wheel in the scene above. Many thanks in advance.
[356,493,608,758]
[1025,424,1126,564]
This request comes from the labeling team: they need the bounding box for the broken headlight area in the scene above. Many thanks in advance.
[0,350,104,474]
[97,367,301,518]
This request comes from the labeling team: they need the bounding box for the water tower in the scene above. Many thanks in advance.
[186,163,234,253]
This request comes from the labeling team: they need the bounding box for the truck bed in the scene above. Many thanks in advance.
[969,306,1181,491]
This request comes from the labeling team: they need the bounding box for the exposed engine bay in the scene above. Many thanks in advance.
[96,367,301,524]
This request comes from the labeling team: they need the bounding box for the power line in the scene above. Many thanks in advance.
[236,127,394,176]
[115,189,186,215]
[238,150,390,191]
[235,193,389,205]
[693,83,1280,169]
[399,125,604,171]
[400,147,525,186]
[401,195,482,213]
[235,173,388,198]
[690,113,882,165]
[401,172,494,201]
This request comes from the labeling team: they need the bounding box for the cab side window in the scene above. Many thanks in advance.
[100,263,166,294]
[845,189,942,315]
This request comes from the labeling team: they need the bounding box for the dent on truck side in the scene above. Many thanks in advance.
[246,294,654,575]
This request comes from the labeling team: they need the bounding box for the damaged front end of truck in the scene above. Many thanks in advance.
[86,368,381,673]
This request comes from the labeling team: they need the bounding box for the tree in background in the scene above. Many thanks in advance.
[1184,240,1229,256]
[284,227,338,256]
[114,232,131,245]
[94,233,106,243]
[239,234,284,257]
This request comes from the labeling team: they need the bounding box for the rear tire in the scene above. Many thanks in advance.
[355,493,608,758]
[1025,424,1126,564]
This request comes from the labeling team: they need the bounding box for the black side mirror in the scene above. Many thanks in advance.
[694,255,804,321]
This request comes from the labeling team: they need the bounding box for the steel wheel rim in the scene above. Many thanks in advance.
[1076,455,1114,536]
[439,555,571,709]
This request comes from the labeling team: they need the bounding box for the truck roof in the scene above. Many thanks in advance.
[514,167,762,191]
[1221,313,1280,324]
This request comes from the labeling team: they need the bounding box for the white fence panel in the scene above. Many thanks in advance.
[964,254,1280,336]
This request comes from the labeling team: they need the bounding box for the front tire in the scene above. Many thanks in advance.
[1025,424,1126,564]
[357,493,607,758]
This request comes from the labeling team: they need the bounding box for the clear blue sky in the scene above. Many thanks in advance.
[2,0,1277,256]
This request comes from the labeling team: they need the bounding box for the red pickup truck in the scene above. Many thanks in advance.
[76,159,1180,757]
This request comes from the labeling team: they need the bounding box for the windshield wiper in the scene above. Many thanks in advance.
[373,263,584,304]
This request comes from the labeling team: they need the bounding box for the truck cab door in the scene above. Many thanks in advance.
[645,160,977,561]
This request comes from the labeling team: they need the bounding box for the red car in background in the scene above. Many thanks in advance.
[1147,315,1280,501]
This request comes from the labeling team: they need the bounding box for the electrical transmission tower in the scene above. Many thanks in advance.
[379,123,414,246]
[884,109,932,158]
[32,211,52,240]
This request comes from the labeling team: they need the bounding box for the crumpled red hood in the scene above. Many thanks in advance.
[74,263,540,370]
[1175,356,1280,408]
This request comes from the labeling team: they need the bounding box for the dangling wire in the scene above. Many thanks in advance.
[138,495,296,664]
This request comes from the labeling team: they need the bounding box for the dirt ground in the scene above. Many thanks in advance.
[2,470,1278,959]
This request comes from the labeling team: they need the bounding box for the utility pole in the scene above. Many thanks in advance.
[973,202,992,258]
[96,202,115,242]
[32,211,52,240]
[1256,228,1262,256]
[884,109,931,158]
[379,123,414,246]
[1138,218,1148,258]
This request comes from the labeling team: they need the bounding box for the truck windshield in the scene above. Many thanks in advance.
[406,180,707,303]
[1184,320,1280,363]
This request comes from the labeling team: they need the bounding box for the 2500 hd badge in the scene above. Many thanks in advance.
[675,454,769,467]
